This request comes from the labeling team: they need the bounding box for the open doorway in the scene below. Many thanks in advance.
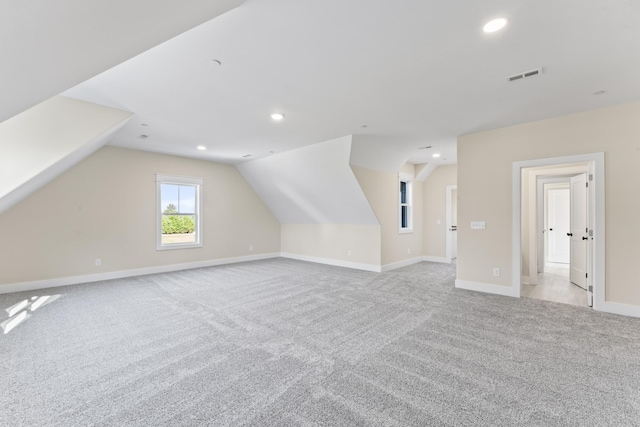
[512,153,605,310]
[522,172,588,307]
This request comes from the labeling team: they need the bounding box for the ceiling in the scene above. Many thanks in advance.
[61,0,640,166]
[0,0,242,124]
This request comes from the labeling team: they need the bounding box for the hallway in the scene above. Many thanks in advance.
[521,262,588,307]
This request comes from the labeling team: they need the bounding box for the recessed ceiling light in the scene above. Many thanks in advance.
[271,113,284,121]
[141,123,148,127]
[361,125,368,128]
[419,146,432,150]
[242,154,252,158]
[138,134,149,139]
[432,153,441,158]
[210,59,222,66]
[483,18,508,33]
[197,145,206,151]
[594,90,606,95]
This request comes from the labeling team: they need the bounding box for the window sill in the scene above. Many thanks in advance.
[398,228,414,234]
[156,243,203,251]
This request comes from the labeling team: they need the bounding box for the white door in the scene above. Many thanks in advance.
[547,188,570,264]
[451,188,457,259]
[570,174,588,289]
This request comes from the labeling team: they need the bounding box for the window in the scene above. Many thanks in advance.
[399,178,412,232]
[156,174,202,250]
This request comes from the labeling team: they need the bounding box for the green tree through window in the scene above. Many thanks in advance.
[157,176,202,248]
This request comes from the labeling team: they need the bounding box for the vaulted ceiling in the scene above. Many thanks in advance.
[62,0,640,166]
[4,0,640,168]
[0,0,242,123]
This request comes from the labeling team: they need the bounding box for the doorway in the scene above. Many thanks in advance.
[512,153,605,310]
[523,175,587,306]
[521,165,589,306]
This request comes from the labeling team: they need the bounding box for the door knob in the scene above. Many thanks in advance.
[582,236,588,240]
[567,233,573,236]
[549,228,553,231]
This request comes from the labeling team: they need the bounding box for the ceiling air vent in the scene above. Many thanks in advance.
[507,67,544,82]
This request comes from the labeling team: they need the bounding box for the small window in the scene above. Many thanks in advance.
[156,174,202,250]
[399,179,412,233]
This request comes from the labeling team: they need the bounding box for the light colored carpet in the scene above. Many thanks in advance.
[1,259,639,426]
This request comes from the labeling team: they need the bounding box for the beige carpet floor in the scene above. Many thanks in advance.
[1,259,639,426]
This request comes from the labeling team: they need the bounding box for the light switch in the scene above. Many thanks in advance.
[470,221,486,230]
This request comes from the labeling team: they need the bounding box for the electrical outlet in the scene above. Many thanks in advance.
[408,248,411,254]
[348,250,352,256]
[249,244,253,251]
[493,267,500,276]
[95,259,101,267]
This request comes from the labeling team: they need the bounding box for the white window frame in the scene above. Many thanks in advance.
[399,174,413,233]
[156,173,203,250]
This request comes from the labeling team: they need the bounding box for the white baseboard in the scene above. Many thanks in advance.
[456,279,640,318]
[423,256,450,263]
[0,253,281,294]
[455,279,519,298]
[280,253,381,272]
[381,257,424,272]
[596,301,640,318]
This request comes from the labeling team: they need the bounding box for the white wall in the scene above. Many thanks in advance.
[236,135,382,270]
[0,146,281,288]
[281,224,381,271]
[351,164,423,267]
[458,101,640,307]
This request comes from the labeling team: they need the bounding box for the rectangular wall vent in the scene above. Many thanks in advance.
[507,67,544,82]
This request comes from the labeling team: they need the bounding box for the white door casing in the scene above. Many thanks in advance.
[511,152,604,312]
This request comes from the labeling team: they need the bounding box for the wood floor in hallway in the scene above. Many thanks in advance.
[521,262,588,307]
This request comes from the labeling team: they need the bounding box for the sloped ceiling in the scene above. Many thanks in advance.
[0,0,243,123]
[349,135,417,174]
[61,0,640,167]
[0,97,133,214]
[237,136,378,225]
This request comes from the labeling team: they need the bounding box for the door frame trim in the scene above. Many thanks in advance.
[512,152,605,309]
